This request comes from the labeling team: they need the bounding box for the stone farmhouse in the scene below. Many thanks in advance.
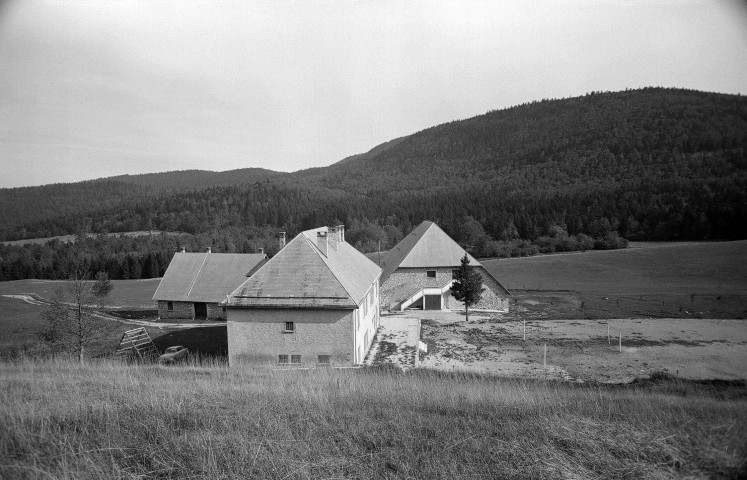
[153,249,266,320]
[225,226,381,367]
[378,221,511,312]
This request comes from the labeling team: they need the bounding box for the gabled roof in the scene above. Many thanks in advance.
[153,252,266,303]
[380,221,481,284]
[227,227,381,309]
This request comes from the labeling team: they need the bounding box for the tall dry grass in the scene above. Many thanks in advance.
[1,357,745,479]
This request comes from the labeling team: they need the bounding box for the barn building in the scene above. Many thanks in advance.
[225,226,381,367]
[378,221,511,312]
[153,250,266,320]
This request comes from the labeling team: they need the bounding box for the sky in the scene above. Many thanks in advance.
[0,0,746,188]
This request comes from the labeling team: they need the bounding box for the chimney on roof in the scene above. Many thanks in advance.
[258,247,264,255]
[180,247,186,253]
[278,232,286,250]
[317,231,328,257]
[336,225,345,243]
[327,227,338,250]
[206,247,211,253]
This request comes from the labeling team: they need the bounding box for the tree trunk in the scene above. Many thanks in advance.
[465,302,469,322]
[78,302,84,363]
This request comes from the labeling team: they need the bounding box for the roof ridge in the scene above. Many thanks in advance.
[186,253,209,298]
[302,233,357,305]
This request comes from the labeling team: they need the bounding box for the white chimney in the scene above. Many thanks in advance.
[258,247,264,255]
[206,247,211,253]
[336,225,345,243]
[180,247,186,253]
[316,231,328,256]
[328,227,338,250]
[279,232,286,250]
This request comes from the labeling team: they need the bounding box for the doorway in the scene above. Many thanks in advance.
[194,302,207,319]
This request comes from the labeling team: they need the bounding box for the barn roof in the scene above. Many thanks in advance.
[227,227,381,309]
[152,252,266,303]
[379,221,482,284]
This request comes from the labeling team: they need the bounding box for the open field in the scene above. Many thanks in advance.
[0,278,159,309]
[482,240,747,319]
[0,230,177,246]
[0,358,745,479]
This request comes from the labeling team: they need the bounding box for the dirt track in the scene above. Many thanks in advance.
[1,294,223,330]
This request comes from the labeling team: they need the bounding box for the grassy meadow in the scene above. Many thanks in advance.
[0,358,745,479]
[482,240,747,319]
[0,278,160,309]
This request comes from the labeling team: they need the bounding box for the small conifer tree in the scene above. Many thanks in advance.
[450,254,484,321]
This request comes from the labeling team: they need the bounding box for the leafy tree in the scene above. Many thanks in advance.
[450,254,484,322]
[39,269,114,362]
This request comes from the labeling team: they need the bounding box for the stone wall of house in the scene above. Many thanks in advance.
[354,282,380,364]
[158,300,194,319]
[380,268,455,310]
[206,303,227,320]
[448,266,510,312]
[380,266,510,313]
[227,308,356,366]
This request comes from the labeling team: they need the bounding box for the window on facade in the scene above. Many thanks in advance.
[291,355,301,364]
[167,301,174,311]
[318,355,330,365]
[278,355,289,364]
[427,270,436,278]
[284,322,295,332]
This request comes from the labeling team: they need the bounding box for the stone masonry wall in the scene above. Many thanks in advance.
[158,300,194,320]
[380,268,455,310]
[448,266,510,312]
[227,309,355,366]
[380,267,510,313]
[206,303,227,320]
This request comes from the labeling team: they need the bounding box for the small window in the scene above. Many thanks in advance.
[426,270,436,278]
[318,355,330,365]
[167,301,174,311]
[291,355,301,364]
[284,322,295,333]
[278,355,289,364]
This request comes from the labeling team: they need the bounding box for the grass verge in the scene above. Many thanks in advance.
[1,358,745,479]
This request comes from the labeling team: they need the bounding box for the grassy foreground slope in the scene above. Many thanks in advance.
[1,359,745,479]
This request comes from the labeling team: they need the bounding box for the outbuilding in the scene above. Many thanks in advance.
[153,250,266,320]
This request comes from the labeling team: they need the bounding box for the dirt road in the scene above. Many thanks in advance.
[1,294,223,330]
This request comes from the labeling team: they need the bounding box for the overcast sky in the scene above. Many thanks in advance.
[1,0,746,188]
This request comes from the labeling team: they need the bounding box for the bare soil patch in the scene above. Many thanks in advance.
[415,311,747,383]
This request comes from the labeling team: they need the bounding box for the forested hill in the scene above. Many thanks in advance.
[1,87,746,279]
[294,87,746,193]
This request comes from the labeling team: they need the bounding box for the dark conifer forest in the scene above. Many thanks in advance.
[1,88,745,280]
